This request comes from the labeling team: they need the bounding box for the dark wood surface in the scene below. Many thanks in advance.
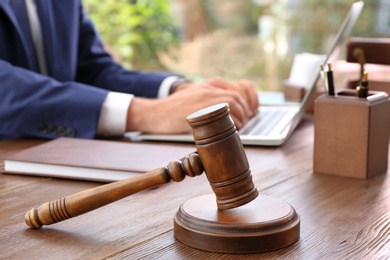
[1,116,389,259]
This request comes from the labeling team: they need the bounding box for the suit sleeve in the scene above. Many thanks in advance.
[0,1,177,140]
[0,60,108,139]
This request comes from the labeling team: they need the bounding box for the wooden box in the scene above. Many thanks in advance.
[313,90,390,179]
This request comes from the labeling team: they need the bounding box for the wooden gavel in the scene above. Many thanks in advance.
[25,103,258,229]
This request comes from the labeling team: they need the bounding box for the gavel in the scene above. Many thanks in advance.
[25,103,299,253]
[25,103,258,228]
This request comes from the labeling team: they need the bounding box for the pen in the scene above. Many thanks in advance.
[320,65,328,94]
[356,71,369,98]
[326,63,335,96]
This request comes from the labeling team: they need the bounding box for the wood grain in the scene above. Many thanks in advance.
[1,117,389,258]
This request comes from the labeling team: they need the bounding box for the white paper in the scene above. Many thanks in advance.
[288,53,326,89]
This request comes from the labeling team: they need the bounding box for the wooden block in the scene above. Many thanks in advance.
[283,80,306,101]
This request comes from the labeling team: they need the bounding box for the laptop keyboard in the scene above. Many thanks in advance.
[240,109,292,136]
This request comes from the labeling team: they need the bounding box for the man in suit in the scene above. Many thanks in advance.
[0,0,258,140]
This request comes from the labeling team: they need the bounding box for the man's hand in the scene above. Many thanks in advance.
[126,77,259,134]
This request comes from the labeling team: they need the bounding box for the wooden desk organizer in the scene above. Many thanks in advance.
[314,90,390,179]
[346,37,390,94]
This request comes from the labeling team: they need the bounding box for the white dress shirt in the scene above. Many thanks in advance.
[97,76,180,136]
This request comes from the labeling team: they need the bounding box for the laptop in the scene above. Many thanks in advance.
[132,1,364,146]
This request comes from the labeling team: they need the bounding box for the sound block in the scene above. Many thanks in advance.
[174,194,300,253]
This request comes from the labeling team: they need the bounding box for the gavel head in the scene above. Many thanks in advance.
[186,103,258,210]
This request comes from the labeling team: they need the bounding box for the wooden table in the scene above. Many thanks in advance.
[1,116,389,259]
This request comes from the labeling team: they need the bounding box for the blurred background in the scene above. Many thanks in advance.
[83,0,389,91]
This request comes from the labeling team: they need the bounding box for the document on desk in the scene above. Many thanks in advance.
[1,138,195,182]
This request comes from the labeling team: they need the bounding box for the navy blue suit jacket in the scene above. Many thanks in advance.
[0,0,174,139]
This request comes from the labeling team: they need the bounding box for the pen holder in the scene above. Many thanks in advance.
[314,89,390,179]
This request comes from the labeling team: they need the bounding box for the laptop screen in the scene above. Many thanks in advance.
[299,1,364,113]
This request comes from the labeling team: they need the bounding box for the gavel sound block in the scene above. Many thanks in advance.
[25,103,300,254]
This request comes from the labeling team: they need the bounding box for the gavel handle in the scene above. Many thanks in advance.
[25,153,203,229]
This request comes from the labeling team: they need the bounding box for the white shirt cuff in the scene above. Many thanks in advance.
[158,76,181,98]
[98,77,185,136]
[97,92,133,136]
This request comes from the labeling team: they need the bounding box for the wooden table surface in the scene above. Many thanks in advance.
[1,116,389,259]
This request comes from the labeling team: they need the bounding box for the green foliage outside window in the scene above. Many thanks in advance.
[83,0,180,71]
